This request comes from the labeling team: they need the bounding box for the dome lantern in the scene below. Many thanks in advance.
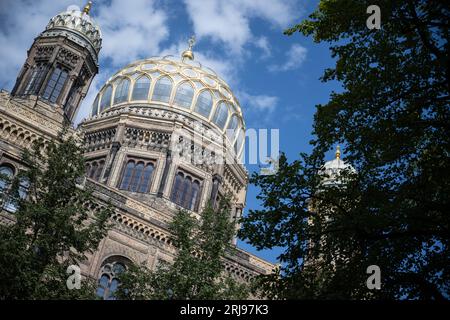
[44,2,102,60]
[181,36,196,62]
[320,145,356,186]
[335,145,341,159]
[83,1,93,15]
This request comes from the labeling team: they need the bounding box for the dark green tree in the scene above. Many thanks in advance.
[0,129,111,299]
[116,198,249,300]
[239,0,449,299]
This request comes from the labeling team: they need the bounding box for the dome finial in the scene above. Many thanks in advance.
[182,35,196,62]
[335,145,341,159]
[83,1,93,15]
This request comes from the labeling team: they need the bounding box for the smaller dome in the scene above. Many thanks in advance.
[44,4,102,57]
[320,146,356,186]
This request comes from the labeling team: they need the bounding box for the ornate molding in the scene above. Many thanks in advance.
[1,97,61,134]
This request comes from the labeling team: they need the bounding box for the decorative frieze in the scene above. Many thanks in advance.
[84,127,116,152]
[56,48,80,68]
[35,45,55,60]
[123,127,171,151]
[1,97,62,134]
[223,164,245,193]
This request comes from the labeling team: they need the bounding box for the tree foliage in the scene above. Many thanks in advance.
[0,129,111,299]
[239,0,449,299]
[116,198,249,300]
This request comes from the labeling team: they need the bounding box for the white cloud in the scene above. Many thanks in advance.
[280,105,303,123]
[253,36,271,58]
[183,0,296,55]
[95,0,169,67]
[269,44,308,72]
[0,0,74,89]
[238,91,279,113]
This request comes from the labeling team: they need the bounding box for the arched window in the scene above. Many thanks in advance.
[152,77,172,103]
[131,76,151,101]
[194,90,213,118]
[100,85,112,112]
[88,162,98,179]
[18,178,30,201]
[42,66,68,103]
[119,160,135,190]
[0,165,14,192]
[226,115,239,142]
[119,160,154,193]
[180,177,192,208]
[173,82,194,108]
[94,161,105,182]
[85,159,105,182]
[212,102,229,129]
[138,164,154,193]
[171,172,184,204]
[114,78,130,104]
[24,63,48,95]
[189,181,200,211]
[96,258,129,300]
[170,171,201,212]
[129,162,144,192]
[4,177,29,213]
[91,94,99,116]
[64,76,82,113]
[0,164,29,213]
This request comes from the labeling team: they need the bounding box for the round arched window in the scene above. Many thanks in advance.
[131,76,151,101]
[96,257,130,300]
[174,82,194,108]
[152,77,172,103]
[0,165,14,191]
[114,78,130,104]
[194,90,213,118]
[212,102,229,129]
[99,85,112,112]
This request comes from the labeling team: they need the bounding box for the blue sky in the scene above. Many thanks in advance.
[0,0,342,264]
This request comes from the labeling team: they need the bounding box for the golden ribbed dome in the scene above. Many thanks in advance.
[90,56,246,158]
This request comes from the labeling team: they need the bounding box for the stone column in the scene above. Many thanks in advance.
[157,149,172,198]
[103,141,121,184]
[209,173,222,206]
[232,204,243,245]
[11,62,31,95]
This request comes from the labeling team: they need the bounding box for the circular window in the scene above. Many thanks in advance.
[121,66,135,74]
[141,63,156,70]
[182,68,198,78]
[162,64,178,73]
[203,76,217,87]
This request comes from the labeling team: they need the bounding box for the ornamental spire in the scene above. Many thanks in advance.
[181,35,196,62]
[83,1,92,15]
[335,145,341,159]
